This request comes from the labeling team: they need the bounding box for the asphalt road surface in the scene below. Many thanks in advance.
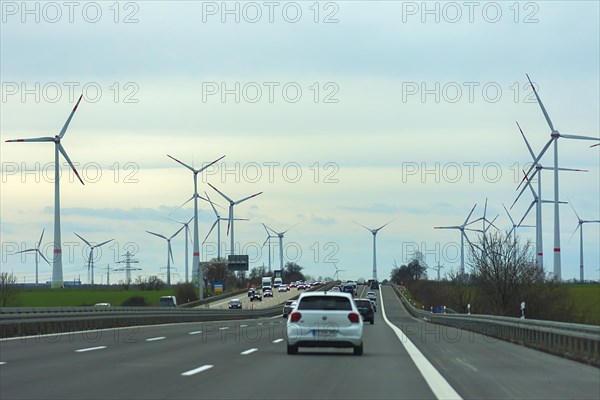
[1,285,598,399]
[197,286,301,310]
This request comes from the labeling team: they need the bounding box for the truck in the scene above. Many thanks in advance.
[262,276,272,290]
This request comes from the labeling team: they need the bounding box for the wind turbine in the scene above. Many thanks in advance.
[6,95,86,288]
[434,204,479,274]
[332,263,346,281]
[568,203,600,283]
[207,183,263,256]
[15,229,51,286]
[165,216,193,282]
[354,219,395,281]
[146,225,185,285]
[74,233,114,285]
[202,191,247,259]
[265,224,298,270]
[261,224,277,273]
[521,75,599,279]
[515,122,586,272]
[167,154,225,299]
[428,262,445,281]
[468,198,499,237]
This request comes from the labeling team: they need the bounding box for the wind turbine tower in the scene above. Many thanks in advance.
[354,219,395,281]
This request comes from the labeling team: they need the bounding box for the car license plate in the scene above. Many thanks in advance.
[312,329,337,337]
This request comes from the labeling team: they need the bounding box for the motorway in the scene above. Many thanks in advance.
[1,285,598,399]
[196,286,300,310]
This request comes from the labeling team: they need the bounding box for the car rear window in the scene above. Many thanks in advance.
[355,300,371,307]
[297,296,352,311]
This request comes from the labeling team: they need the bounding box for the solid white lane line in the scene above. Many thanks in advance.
[146,336,166,342]
[189,331,203,335]
[241,348,258,355]
[272,339,284,343]
[0,362,6,365]
[380,289,462,400]
[181,364,214,376]
[75,346,107,353]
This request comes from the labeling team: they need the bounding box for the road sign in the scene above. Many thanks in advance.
[214,281,223,295]
[228,255,249,271]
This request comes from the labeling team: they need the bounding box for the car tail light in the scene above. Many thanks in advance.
[290,312,302,322]
[348,312,360,323]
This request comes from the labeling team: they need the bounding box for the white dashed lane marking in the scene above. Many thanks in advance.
[241,348,258,355]
[146,337,166,342]
[75,346,107,353]
[181,365,214,376]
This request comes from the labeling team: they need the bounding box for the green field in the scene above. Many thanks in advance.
[566,284,600,325]
[6,287,177,307]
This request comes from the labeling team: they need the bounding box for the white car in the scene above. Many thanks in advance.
[286,291,363,355]
[366,292,377,302]
[278,285,287,292]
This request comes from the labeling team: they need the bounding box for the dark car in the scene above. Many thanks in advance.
[248,288,256,297]
[354,298,374,325]
[250,291,262,302]
[228,299,242,309]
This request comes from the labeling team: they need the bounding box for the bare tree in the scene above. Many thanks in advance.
[468,230,538,316]
[0,272,18,307]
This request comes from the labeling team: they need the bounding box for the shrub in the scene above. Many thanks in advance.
[121,296,148,307]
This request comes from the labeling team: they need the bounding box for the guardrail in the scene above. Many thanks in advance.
[0,282,335,339]
[391,284,600,367]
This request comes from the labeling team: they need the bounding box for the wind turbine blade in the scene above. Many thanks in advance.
[283,223,299,234]
[526,74,555,133]
[503,203,515,226]
[263,223,272,235]
[560,134,600,141]
[146,231,168,240]
[376,217,397,232]
[198,155,226,173]
[262,235,270,248]
[353,220,371,231]
[463,204,477,226]
[203,220,218,245]
[568,224,580,243]
[37,250,52,266]
[207,182,234,203]
[167,154,195,172]
[16,249,36,254]
[235,191,263,205]
[5,137,54,143]
[37,228,46,249]
[516,121,536,161]
[74,232,91,247]
[171,224,185,239]
[483,198,488,220]
[567,199,581,221]
[169,195,194,216]
[59,94,83,138]
[591,143,599,148]
[517,201,536,227]
[169,242,174,263]
[58,143,84,185]
[555,167,588,172]
[434,226,461,230]
[486,214,500,231]
[519,139,552,189]
[205,191,220,217]
[95,239,115,248]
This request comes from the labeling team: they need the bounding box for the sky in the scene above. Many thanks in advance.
[1,0,599,285]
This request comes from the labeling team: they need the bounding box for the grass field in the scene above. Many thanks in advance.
[566,284,600,325]
[6,287,177,307]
